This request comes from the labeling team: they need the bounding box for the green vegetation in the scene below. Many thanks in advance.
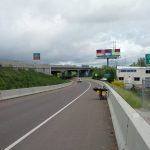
[57,71,77,79]
[92,67,103,79]
[91,64,142,108]
[102,66,116,82]
[111,80,124,88]
[0,67,68,90]
[92,66,116,82]
[110,81,142,108]
[130,57,146,67]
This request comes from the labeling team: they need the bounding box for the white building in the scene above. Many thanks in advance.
[117,66,150,88]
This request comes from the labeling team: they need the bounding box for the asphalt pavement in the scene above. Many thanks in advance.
[0,80,118,150]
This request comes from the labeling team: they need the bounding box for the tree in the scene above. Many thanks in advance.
[137,57,146,66]
[102,66,116,82]
[91,66,116,82]
[92,68,103,79]
[130,57,146,67]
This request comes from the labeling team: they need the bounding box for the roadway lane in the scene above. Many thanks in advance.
[4,81,118,150]
[0,81,89,150]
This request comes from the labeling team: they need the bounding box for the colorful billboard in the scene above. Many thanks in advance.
[96,49,120,59]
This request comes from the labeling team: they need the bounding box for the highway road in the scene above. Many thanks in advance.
[0,80,117,150]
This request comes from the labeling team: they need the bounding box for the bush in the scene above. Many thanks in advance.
[92,68,103,79]
[91,66,117,82]
[102,66,116,82]
[111,80,124,88]
[0,67,68,90]
[111,84,142,108]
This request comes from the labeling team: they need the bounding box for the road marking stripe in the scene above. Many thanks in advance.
[4,81,91,150]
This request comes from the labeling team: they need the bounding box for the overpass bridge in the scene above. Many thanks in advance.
[0,60,92,77]
[51,65,92,77]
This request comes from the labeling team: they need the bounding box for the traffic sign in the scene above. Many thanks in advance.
[145,54,150,65]
[33,53,40,60]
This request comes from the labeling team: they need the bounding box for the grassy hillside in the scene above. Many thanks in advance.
[111,85,142,108]
[0,67,67,90]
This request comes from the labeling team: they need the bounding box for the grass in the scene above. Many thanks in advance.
[111,85,142,108]
[0,67,68,90]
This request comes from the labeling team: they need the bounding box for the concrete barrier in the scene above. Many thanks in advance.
[89,79,150,150]
[0,82,73,101]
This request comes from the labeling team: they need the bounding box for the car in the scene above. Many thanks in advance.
[77,78,82,82]
[100,77,107,82]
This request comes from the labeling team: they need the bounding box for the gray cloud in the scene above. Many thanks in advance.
[0,0,150,66]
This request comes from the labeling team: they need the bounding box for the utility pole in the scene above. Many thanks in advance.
[112,41,118,67]
[113,41,116,49]
[96,40,120,67]
[107,41,116,67]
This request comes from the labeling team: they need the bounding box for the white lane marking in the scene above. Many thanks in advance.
[4,81,91,150]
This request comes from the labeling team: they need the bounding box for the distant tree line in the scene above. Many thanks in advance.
[92,66,116,82]
[130,57,146,67]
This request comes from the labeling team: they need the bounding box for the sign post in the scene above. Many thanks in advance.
[107,58,109,67]
[145,54,150,65]
[33,53,40,70]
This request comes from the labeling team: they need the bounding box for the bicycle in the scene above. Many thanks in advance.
[93,86,108,100]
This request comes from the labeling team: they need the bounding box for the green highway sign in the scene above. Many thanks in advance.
[33,53,40,60]
[145,54,150,65]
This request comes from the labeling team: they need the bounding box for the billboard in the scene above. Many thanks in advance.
[33,53,40,60]
[96,49,120,59]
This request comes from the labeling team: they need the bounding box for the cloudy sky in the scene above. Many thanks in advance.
[0,0,150,66]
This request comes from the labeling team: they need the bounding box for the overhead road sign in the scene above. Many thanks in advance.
[145,54,150,65]
[33,53,40,60]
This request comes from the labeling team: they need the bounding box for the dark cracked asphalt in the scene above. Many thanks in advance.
[0,80,118,150]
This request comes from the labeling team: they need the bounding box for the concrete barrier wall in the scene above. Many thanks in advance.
[0,82,72,101]
[89,79,150,150]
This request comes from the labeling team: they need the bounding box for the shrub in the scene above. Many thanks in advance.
[111,84,142,108]
[111,80,124,88]
[0,67,68,90]
[92,68,103,79]
[102,66,116,82]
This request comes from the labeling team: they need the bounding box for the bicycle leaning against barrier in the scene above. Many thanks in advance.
[93,86,109,100]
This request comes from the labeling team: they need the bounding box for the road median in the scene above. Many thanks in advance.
[0,81,73,101]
